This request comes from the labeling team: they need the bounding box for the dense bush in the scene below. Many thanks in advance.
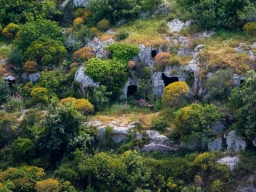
[72,47,94,62]
[205,69,234,101]
[243,22,256,35]
[231,70,256,140]
[73,17,84,28]
[179,0,250,30]
[15,19,62,52]
[162,82,190,108]
[97,19,109,31]
[23,61,38,73]
[35,178,60,192]
[74,99,94,115]
[116,30,129,41]
[30,87,49,104]
[85,58,128,99]
[0,79,10,105]
[174,103,220,142]
[7,47,24,68]
[2,23,19,38]
[24,38,67,66]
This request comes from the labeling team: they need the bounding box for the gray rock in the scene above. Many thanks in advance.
[146,130,169,144]
[142,143,173,153]
[154,3,172,15]
[29,72,41,83]
[105,29,115,34]
[253,137,256,147]
[180,140,199,150]
[21,73,29,81]
[74,67,100,88]
[194,44,204,52]
[117,19,127,25]
[251,42,256,49]
[208,138,223,151]
[73,0,88,7]
[0,58,5,65]
[216,156,239,173]
[135,132,143,140]
[4,75,15,81]
[87,37,114,58]
[226,131,247,152]
[167,19,186,33]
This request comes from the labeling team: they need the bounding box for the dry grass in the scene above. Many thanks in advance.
[198,40,253,74]
[112,18,170,47]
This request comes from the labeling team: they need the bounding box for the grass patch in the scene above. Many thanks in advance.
[0,43,11,59]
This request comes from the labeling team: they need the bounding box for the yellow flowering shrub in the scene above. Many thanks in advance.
[73,17,84,28]
[30,87,48,103]
[74,99,94,115]
[2,23,19,38]
[35,178,60,192]
[162,82,189,108]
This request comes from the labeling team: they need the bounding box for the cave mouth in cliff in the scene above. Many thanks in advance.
[162,73,179,87]
[127,85,137,97]
[240,79,244,85]
[151,50,157,58]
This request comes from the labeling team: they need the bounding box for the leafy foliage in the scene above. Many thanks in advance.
[2,23,19,38]
[174,103,220,142]
[72,47,94,62]
[231,70,256,140]
[162,82,190,108]
[30,87,49,104]
[24,38,67,66]
[0,79,10,105]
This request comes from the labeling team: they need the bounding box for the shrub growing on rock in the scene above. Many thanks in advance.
[162,82,189,108]
[154,52,172,71]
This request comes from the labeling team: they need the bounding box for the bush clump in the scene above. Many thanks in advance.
[2,23,19,38]
[116,30,129,41]
[243,22,256,35]
[72,47,95,62]
[73,17,84,28]
[154,52,172,71]
[162,82,189,108]
[97,19,109,31]
[35,178,60,192]
[23,61,38,73]
[30,87,48,104]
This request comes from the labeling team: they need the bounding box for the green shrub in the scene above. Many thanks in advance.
[35,179,60,192]
[174,104,220,142]
[150,117,168,132]
[2,23,19,38]
[0,79,10,105]
[116,30,129,41]
[162,82,189,108]
[74,99,94,115]
[23,61,38,73]
[30,87,48,104]
[7,47,24,68]
[4,94,23,112]
[97,19,109,31]
[243,22,256,35]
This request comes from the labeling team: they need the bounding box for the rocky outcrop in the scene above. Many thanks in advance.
[226,131,247,152]
[74,67,100,88]
[154,2,172,15]
[87,37,115,58]
[208,138,223,151]
[61,0,88,8]
[88,120,136,143]
[141,130,176,153]
[29,72,41,83]
[216,156,239,173]
[167,19,191,33]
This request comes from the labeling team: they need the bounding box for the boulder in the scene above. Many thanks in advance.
[87,37,114,58]
[74,67,100,88]
[226,131,247,152]
[29,72,41,83]
[146,130,169,144]
[216,156,239,173]
[167,19,186,33]
[212,121,225,133]
[208,137,223,151]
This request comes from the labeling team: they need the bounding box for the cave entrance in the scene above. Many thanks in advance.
[162,73,179,87]
[127,85,137,97]
[151,50,157,58]
[240,79,244,84]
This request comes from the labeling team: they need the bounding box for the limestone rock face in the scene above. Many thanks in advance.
[87,37,114,58]
[226,131,247,152]
[29,72,41,83]
[88,120,137,143]
[74,67,100,88]
[208,138,223,151]
[216,156,239,173]
[141,130,175,153]
[167,19,191,33]
[212,121,225,133]
[73,0,88,7]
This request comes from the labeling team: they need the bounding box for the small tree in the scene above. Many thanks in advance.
[0,79,10,105]
[162,82,190,108]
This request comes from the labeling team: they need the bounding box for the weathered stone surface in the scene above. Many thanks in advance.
[74,67,100,88]
[167,19,186,33]
[216,156,239,173]
[73,0,88,7]
[180,139,199,150]
[138,44,155,67]
[87,37,114,58]
[226,131,247,152]
[0,59,5,65]
[146,130,169,144]
[120,76,139,99]
[208,138,223,151]
[4,75,15,81]
[29,72,41,83]
[154,2,172,15]
[233,73,245,87]
[194,44,204,52]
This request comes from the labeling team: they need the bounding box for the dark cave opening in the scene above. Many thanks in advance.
[162,73,179,87]
[151,50,157,58]
[127,85,137,97]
